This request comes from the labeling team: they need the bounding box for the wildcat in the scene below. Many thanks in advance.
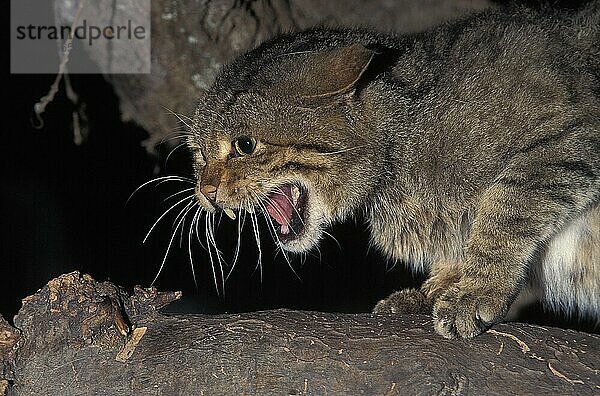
[185,2,600,338]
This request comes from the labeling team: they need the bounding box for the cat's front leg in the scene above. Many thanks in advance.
[433,151,599,338]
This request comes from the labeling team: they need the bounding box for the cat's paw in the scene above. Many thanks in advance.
[433,282,510,339]
[373,288,431,314]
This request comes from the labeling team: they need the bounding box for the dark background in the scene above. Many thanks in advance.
[3,0,596,334]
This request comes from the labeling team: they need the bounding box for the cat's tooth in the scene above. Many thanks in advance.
[281,224,290,235]
[223,208,236,220]
[291,186,300,206]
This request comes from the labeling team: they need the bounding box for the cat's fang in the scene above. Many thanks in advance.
[291,185,300,206]
[281,224,290,235]
[223,208,236,220]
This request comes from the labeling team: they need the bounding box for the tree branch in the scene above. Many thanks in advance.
[1,272,598,394]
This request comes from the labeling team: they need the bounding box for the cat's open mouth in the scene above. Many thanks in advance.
[264,183,308,242]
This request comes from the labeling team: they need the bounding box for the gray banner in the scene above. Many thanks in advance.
[11,0,151,74]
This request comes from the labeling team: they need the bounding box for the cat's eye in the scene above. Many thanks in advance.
[233,136,256,156]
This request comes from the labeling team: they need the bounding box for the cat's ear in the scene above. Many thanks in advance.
[295,44,375,98]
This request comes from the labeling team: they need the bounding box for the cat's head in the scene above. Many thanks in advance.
[188,33,386,253]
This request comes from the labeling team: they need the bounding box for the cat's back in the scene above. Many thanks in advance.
[398,2,600,106]
[432,3,600,72]
[394,3,600,189]
[558,1,600,58]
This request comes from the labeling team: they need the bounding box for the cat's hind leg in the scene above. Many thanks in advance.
[373,288,431,314]
[374,264,462,315]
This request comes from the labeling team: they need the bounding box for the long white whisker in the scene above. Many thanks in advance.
[315,244,322,264]
[127,176,194,205]
[188,206,200,287]
[251,190,301,279]
[157,131,194,146]
[255,200,280,240]
[207,212,226,295]
[165,142,190,165]
[163,187,196,203]
[258,202,300,280]
[249,211,263,285]
[204,214,220,297]
[177,202,196,248]
[162,105,193,130]
[151,200,194,286]
[143,195,195,243]
[300,252,307,268]
[226,203,245,281]
[194,208,207,250]
[322,230,342,250]
[255,200,287,252]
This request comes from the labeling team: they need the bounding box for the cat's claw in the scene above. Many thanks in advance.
[433,282,509,339]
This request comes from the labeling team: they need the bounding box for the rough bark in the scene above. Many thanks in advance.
[53,0,493,151]
[0,272,598,395]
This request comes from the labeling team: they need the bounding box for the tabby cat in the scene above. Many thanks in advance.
[185,3,600,338]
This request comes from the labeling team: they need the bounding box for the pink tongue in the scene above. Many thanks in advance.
[266,186,293,226]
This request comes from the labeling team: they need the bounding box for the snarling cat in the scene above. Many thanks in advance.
[186,3,600,338]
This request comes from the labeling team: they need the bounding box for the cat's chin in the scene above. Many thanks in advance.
[276,213,325,254]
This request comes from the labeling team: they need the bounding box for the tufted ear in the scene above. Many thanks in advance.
[286,44,375,99]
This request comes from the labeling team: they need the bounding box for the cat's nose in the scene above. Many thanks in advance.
[200,184,217,202]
